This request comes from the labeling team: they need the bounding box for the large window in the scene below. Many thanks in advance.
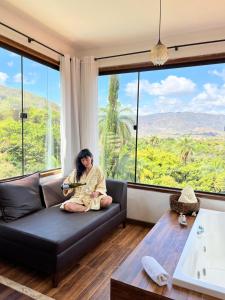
[0,47,61,179]
[98,62,225,194]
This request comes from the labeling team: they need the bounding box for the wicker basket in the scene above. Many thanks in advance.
[169,194,200,215]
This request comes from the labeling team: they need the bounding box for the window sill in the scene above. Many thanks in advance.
[40,168,62,178]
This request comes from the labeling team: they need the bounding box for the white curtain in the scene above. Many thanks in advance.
[80,56,99,165]
[60,55,99,176]
[60,55,81,176]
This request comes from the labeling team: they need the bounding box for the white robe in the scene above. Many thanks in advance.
[60,166,107,211]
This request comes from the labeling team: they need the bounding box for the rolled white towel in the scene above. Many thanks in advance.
[141,256,169,286]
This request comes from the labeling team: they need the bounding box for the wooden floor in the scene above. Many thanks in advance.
[0,283,33,300]
[0,222,150,300]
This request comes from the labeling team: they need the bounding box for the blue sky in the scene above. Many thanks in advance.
[99,62,225,116]
[0,47,60,104]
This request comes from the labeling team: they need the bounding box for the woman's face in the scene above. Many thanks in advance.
[81,156,92,169]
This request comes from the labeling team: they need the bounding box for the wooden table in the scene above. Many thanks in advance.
[111,211,218,300]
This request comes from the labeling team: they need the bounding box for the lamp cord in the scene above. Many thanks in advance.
[159,0,162,42]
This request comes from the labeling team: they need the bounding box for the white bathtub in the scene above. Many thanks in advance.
[173,208,225,300]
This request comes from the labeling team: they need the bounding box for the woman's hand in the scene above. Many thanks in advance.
[90,191,100,198]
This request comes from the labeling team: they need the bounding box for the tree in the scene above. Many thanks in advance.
[178,136,194,165]
[99,75,134,178]
[149,136,160,147]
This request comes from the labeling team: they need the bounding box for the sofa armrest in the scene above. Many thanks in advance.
[106,179,127,211]
[40,176,69,208]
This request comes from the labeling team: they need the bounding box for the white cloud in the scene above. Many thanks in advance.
[137,97,185,115]
[13,73,37,85]
[24,72,37,85]
[126,75,225,115]
[209,69,225,81]
[7,61,14,67]
[125,75,196,97]
[157,96,179,106]
[145,76,196,96]
[152,97,185,114]
[9,53,19,57]
[125,80,138,97]
[13,73,21,83]
[152,83,225,115]
[192,83,225,106]
[138,105,154,116]
[24,78,36,85]
[0,72,9,85]
[189,83,225,114]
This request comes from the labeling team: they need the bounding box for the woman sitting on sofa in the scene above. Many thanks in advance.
[60,148,112,212]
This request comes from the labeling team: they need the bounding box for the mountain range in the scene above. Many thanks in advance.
[138,112,225,137]
[1,85,225,138]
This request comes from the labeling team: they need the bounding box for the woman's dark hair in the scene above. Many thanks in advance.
[75,149,93,182]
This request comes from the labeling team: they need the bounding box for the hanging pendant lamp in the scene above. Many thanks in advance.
[150,0,168,66]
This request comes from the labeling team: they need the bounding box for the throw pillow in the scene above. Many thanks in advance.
[0,173,43,222]
[41,177,71,208]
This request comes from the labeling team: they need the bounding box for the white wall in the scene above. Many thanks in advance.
[127,188,225,224]
[0,3,77,60]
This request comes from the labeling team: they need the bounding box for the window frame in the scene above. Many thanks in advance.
[99,52,225,75]
[0,35,59,70]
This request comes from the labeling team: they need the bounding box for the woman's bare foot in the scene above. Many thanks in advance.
[100,196,112,208]
[64,202,87,212]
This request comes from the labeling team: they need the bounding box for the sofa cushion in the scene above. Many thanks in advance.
[0,173,43,222]
[0,203,120,254]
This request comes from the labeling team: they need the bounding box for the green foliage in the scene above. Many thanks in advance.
[134,136,225,193]
[99,121,225,193]
[0,85,61,179]
[0,153,21,179]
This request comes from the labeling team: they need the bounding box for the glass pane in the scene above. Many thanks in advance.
[0,47,22,179]
[23,58,61,174]
[98,73,137,180]
[137,64,225,193]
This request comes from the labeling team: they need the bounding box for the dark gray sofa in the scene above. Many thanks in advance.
[0,176,127,286]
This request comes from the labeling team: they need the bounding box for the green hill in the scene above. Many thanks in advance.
[0,85,60,120]
[0,85,61,179]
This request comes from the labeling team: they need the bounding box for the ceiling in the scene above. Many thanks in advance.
[2,0,225,51]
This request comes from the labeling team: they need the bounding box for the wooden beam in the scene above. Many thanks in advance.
[0,35,59,69]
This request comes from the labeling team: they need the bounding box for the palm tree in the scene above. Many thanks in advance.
[178,136,194,165]
[99,75,134,178]
[149,136,160,147]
